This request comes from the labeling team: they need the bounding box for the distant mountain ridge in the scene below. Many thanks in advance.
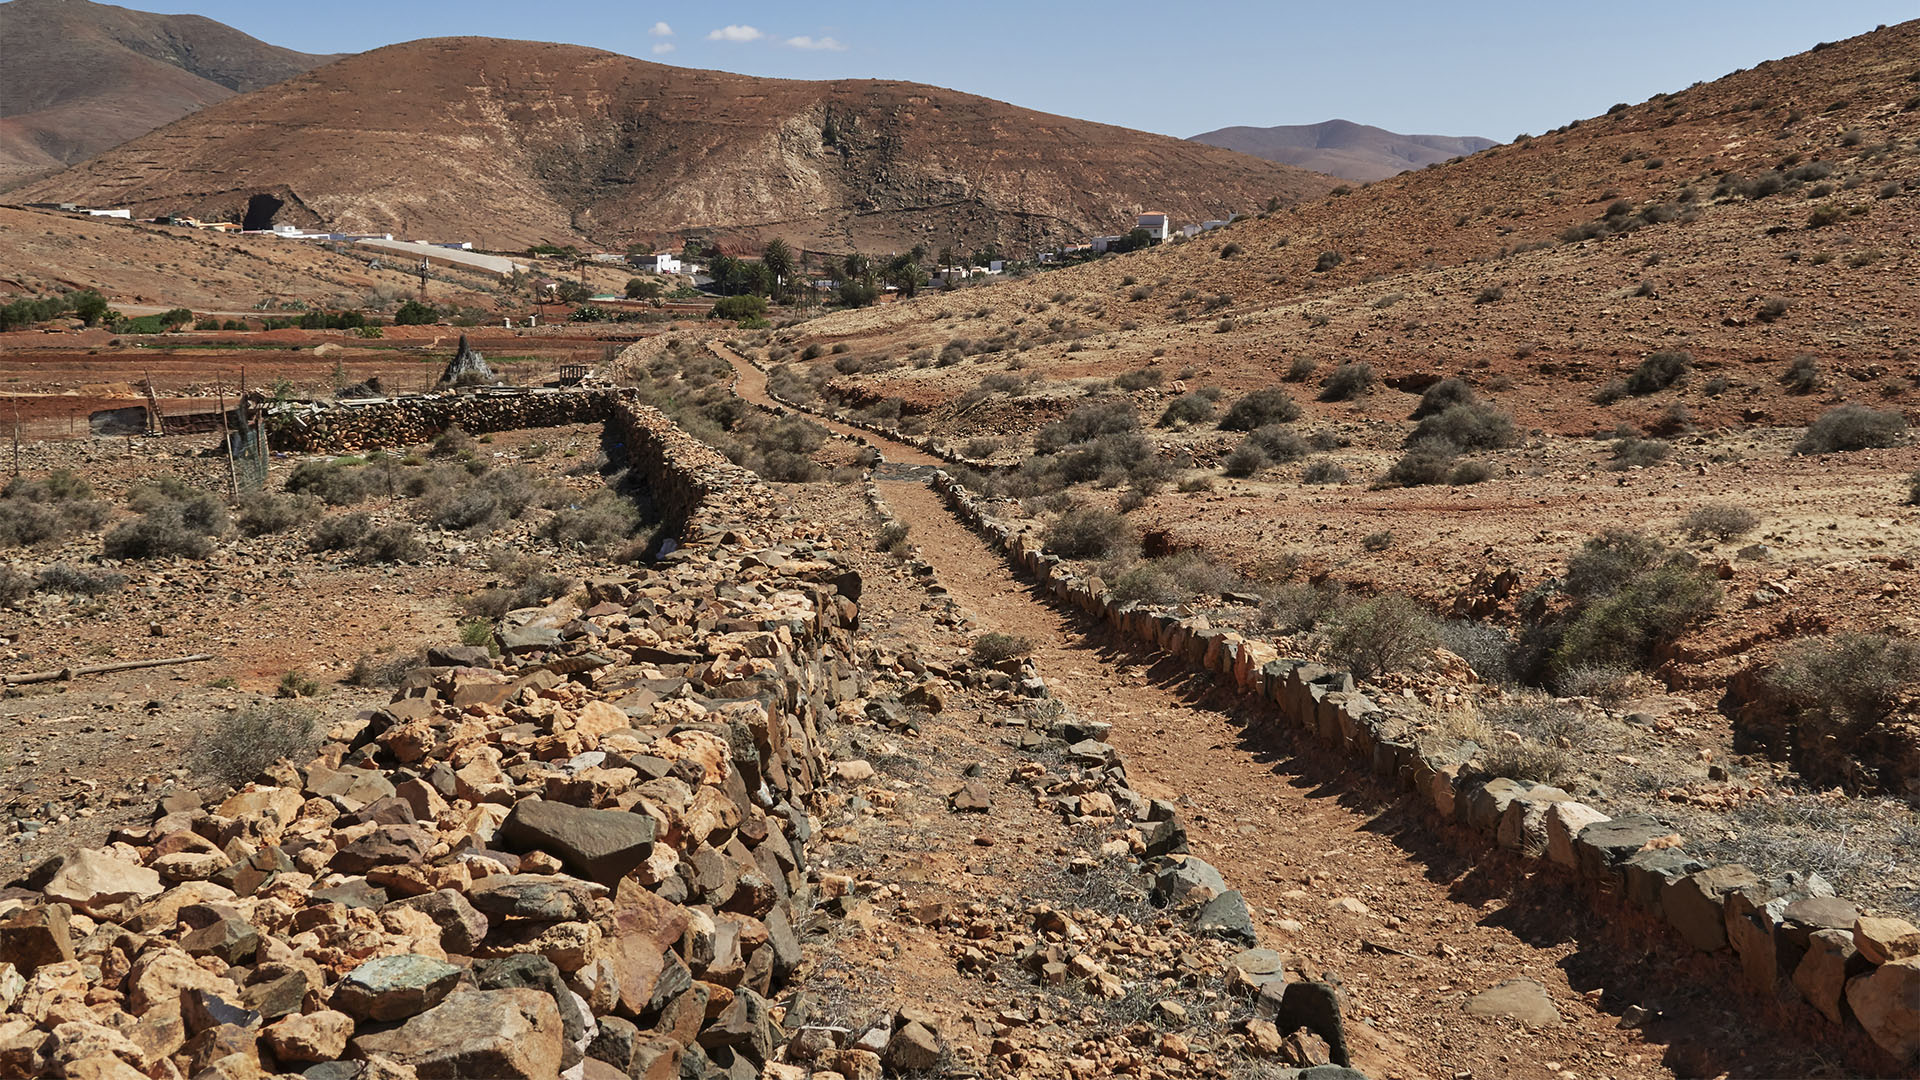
[1189,119,1497,182]
[15,35,1340,253]
[0,0,340,186]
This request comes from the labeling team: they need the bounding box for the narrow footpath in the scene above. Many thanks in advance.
[717,342,1833,1080]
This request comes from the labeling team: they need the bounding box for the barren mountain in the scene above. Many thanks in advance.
[0,0,339,186]
[1190,118,1497,181]
[12,36,1339,254]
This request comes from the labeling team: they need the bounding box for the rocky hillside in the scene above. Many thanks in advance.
[1190,119,1497,181]
[786,19,1920,437]
[11,36,1339,254]
[0,0,338,186]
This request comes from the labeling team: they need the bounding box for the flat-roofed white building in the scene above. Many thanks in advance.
[1136,212,1170,241]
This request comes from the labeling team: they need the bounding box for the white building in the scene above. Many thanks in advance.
[85,208,131,219]
[1136,212,1170,241]
[632,253,683,275]
[1089,235,1126,253]
[354,238,527,277]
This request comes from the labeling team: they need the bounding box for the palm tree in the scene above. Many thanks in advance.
[761,238,795,303]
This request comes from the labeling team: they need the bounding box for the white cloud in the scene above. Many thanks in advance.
[652,42,676,54]
[706,24,764,42]
[784,35,846,51]
[649,21,673,37]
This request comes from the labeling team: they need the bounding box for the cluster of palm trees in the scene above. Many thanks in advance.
[755,238,931,307]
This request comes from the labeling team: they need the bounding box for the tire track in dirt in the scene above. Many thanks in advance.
[717,340,1829,1080]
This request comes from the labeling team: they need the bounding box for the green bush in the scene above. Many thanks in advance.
[1044,507,1127,559]
[1219,388,1301,430]
[709,295,769,321]
[1794,405,1908,454]
[1319,362,1376,402]
[1327,595,1439,680]
[393,300,438,325]
[1553,556,1719,673]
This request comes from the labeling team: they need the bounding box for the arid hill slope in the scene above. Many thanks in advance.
[797,19,1920,437]
[0,0,339,186]
[1190,118,1497,181]
[14,36,1338,253]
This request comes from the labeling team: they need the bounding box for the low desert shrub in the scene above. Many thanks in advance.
[1260,581,1345,633]
[1157,393,1216,428]
[1609,436,1671,469]
[1319,362,1376,402]
[1783,355,1821,393]
[877,520,911,557]
[1407,402,1517,451]
[1555,663,1653,707]
[192,700,318,789]
[1548,530,1723,676]
[1284,357,1319,382]
[1219,388,1301,430]
[1380,440,1458,487]
[285,458,384,506]
[1447,459,1493,485]
[1410,378,1477,419]
[33,563,126,596]
[1035,401,1139,452]
[1300,459,1349,485]
[0,470,111,548]
[429,427,479,459]
[310,512,374,553]
[1682,503,1761,541]
[1045,507,1127,559]
[277,669,322,698]
[543,493,641,551]
[971,632,1034,665]
[1908,470,1920,505]
[1795,405,1908,454]
[1327,594,1440,680]
[1625,350,1691,395]
[1439,620,1515,684]
[1114,367,1164,391]
[1764,632,1920,730]
[346,650,425,687]
[236,491,322,536]
[1246,425,1307,463]
[103,506,216,560]
[1222,443,1268,478]
[0,567,27,609]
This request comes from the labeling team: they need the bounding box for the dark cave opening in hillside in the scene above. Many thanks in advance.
[242,193,284,231]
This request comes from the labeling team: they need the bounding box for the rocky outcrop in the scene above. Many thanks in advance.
[0,398,869,1078]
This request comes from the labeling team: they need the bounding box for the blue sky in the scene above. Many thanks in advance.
[180,1,1913,139]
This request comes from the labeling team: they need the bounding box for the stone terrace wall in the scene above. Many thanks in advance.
[929,469,1920,1066]
[264,389,620,455]
[0,398,878,1078]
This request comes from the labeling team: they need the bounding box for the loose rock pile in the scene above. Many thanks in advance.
[0,401,872,1079]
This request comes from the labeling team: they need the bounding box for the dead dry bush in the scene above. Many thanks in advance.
[192,700,319,790]
[1681,503,1760,541]
[346,650,427,688]
[1326,594,1439,680]
[237,491,323,536]
[0,469,111,548]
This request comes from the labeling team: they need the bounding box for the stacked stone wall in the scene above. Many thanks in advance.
[928,468,1920,1065]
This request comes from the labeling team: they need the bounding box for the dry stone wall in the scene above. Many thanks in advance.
[0,398,883,1079]
[264,389,620,455]
[928,469,1920,1066]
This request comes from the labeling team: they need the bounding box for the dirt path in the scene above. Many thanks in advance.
[711,342,1849,1079]
[713,342,947,467]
